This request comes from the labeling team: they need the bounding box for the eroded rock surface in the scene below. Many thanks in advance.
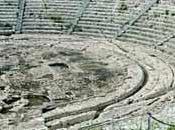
[0,34,132,129]
[0,34,175,130]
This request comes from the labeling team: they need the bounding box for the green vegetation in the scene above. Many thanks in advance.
[0,65,12,72]
[119,2,128,11]
[165,10,169,15]
[79,126,103,130]
[4,23,12,27]
[26,94,49,106]
[167,126,175,130]
[79,121,175,130]
[74,26,83,32]
[42,0,48,10]
[171,13,175,16]
[86,127,103,130]
[153,12,160,18]
[41,0,64,24]
[83,126,175,130]
[59,49,82,56]
[49,14,63,23]
[0,22,12,29]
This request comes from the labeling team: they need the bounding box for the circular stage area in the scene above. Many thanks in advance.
[0,34,175,130]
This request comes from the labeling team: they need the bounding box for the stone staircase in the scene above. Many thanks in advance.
[72,0,149,38]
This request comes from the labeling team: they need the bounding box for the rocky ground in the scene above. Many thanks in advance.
[0,34,175,130]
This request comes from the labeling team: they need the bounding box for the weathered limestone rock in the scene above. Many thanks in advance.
[0,34,175,130]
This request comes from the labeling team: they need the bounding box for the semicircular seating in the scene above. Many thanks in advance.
[0,0,175,130]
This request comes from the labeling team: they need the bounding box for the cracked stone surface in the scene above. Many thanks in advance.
[0,34,175,130]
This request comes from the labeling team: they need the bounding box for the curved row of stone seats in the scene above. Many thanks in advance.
[116,3,175,46]
[22,0,83,33]
[164,37,175,49]
[0,0,18,35]
[159,0,175,5]
[72,0,152,38]
[20,0,155,36]
[151,5,175,13]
